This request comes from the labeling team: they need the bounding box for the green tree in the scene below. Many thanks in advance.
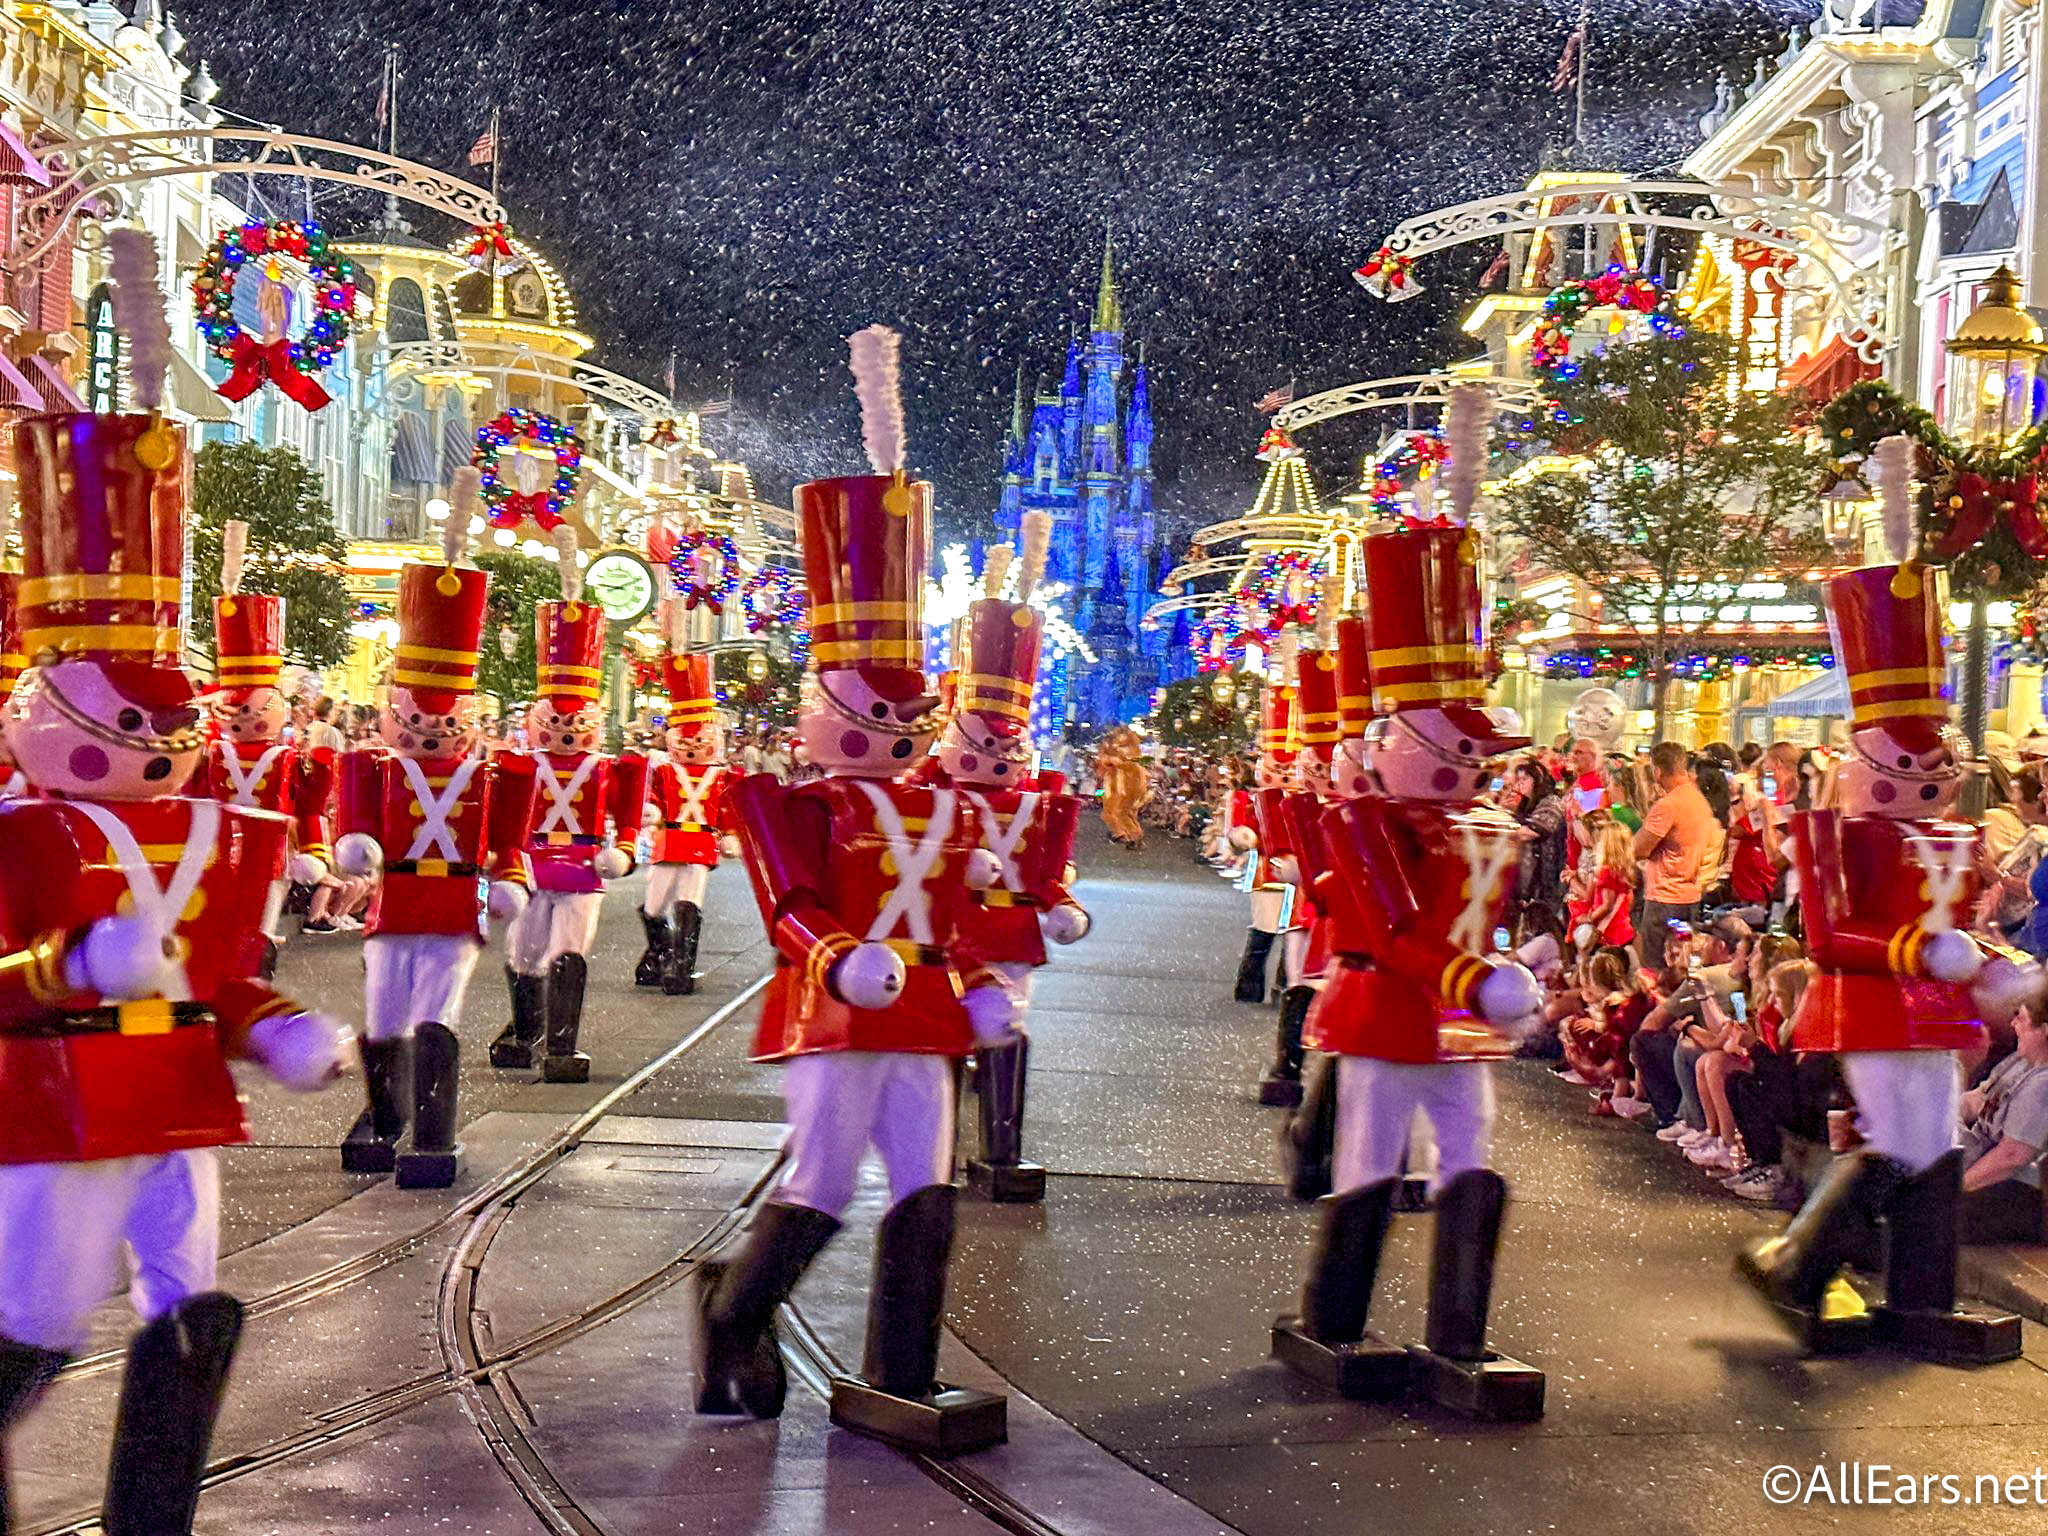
[714,644,801,732]
[187,440,354,671]
[1492,329,1829,737]
[473,549,563,707]
[1151,670,1261,752]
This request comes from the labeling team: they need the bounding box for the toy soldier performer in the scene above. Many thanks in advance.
[636,604,729,995]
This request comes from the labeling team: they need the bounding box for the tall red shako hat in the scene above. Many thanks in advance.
[956,512,1051,739]
[1259,632,1299,767]
[795,324,930,703]
[1334,614,1373,744]
[1825,565,1947,750]
[393,466,488,714]
[0,574,21,713]
[659,599,716,738]
[211,519,283,701]
[1294,572,1346,768]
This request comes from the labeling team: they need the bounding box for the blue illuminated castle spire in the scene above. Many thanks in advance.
[994,231,1188,735]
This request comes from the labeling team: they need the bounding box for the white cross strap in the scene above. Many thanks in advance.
[675,764,722,825]
[964,790,1040,893]
[1906,825,1975,935]
[72,800,217,1002]
[399,755,482,862]
[1448,816,1520,954]
[535,754,601,836]
[854,781,955,947]
[219,742,291,809]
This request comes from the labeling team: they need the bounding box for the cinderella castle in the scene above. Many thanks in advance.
[994,234,1192,734]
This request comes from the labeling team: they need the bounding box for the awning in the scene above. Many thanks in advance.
[0,123,50,190]
[1783,335,1879,403]
[440,414,475,482]
[0,351,43,413]
[391,411,437,484]
[165,347,233,424]
[1765,667,1849,719]
[22,354,83,411]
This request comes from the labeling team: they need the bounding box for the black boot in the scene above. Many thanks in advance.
[694,1201,840,1418]
[967,1037,1044,1203]
[1874,1150,2022,1363]
[490,966,546,1070]
[1279,1054,1339,1201]
[1410,1169,1544,1420]
[634,908,672,988]
[1233,928,1275,1004]
[396,1022,464,1189]
[542,953,592,1084]
[1737,1147,1901,1354]
[101,1292,243,1536]
[0,1336,70,1534]
[1272,1181,1408,1397]
[831,1185,1006,1455]
[341,1035,410,1174]
[663,902,701,996]
[1259,986,1313,1106]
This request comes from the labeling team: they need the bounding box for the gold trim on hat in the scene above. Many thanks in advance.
[1852,699,1948,724]
[396,643,482,666]
[20,574,183,606]
[813,600,917,624]
[1374,679,1485,707]
[811,638,923,664]
[1849,666,1944,692]
[24,623,178,655]
[1370,643,1481,668]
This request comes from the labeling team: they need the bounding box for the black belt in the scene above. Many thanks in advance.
[386,860,483,877]
[23,1001,214,1038]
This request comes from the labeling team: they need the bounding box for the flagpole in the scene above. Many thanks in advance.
[486,104,502,297]
[1572,0,1591,159]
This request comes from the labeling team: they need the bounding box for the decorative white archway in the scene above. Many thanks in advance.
[1273,372,1546,433]
[385,339,678,421]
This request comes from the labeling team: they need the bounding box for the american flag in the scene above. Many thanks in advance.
[467,128,497,167]
[1551,24,1584,94]
[1254,383,1294,414]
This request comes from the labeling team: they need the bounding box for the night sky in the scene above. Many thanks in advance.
[170,0,1812,540]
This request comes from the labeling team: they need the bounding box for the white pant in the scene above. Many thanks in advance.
[1843,1051,1961,1175]
[0,1151,219,1352]
[507,890,604,975]
[1281,927,1309,988]
[363,933,483,1041]
[1333,1057,1494,1192]
[1249,887,1289,933]
[776,1052,955,1218]
[643,862,710,914]
[987,960,1035,1009]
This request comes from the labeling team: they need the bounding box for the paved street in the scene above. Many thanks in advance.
[13,825,2048,1534]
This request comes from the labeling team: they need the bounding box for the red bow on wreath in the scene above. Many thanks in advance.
[464,222,516,267]
[1932,472,2048,561]
[215,334,332,412]
[490,490,564,533]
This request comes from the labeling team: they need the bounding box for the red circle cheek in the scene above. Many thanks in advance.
[1872,780,1897,804]
[1431,766,1460,792]
[69,745,110,782]
[961,754,978,773]
[839,730,869,758]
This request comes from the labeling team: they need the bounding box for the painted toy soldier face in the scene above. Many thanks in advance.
[666,723,723,765]
[800,668,940,777]
[1836,722,1964,819]
[5,659,203,800]
[211,685,289,744]
[1296,749,1334,797]
[1332,737,1375,799]
[526,698,602,756]
[1255,757,1293,790]
[937,708,1030,787]
[382,684,478,759]
[1363,709,1504,803]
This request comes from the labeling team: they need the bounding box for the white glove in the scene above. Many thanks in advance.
[593,845,633,880]
[334,832,383,879]
[488,879,530,923]
[63,916,175,1002]
[962,983,1021,1047]
[1475,961,1544,1026]
[1921,927,1983,984]
[246,1010,352,1093]
[1271,855,1300,885]
[1228,825,1258,852]
[720,833,743,859]
[1042,901,1091,946]
[1972,954,2040,1019]
[964,848,1003,891]
[1572,923,1596,951]
[287,852,329,886]
[830,941,906,1010]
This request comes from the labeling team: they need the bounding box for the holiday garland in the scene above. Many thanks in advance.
[1538,644,1836,682]
[1530,265,1682,379]
[473,409,584,532]
[192,219,358,412]
[670,528,742,613]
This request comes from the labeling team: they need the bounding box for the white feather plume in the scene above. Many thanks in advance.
[982,542,1013,599]
[1316,568,1341,646]
[1874,433,1916,567]
[444,466,481,565]
[1017,510,1052,602]
[1443,383,1489,526]
[847,324,906,474]
[221,520,248,596]
[666,594,690,651]
[106,228,172,412]
[1272,628,1299,686]
[552,523,583,601]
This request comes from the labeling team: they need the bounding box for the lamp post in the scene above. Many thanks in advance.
[1944,267,2048,767]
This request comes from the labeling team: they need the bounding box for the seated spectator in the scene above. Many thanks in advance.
[1684,933,1805,1175]
[1569,816,1638,954]
[1635,915,1752,1132]
[1722,960,1837,1206]
[1959,1003,2048,1244]
[1560,947,1654,1113]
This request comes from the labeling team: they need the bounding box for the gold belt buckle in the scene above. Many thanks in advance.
[416,858,450,878]
[117,1000,175,1036]
[545,832,574,846]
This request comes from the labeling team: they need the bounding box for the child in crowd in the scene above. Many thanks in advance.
[1569,817,1637,954]
[1560,947,1654,1114]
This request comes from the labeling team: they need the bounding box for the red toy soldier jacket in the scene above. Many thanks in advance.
[0,797,316,1163]
[1307,796,1522,1063]
[1788,808,1984,1053]
[516,750,650,894]
[338,751,537,938]
[648,760,732,866]
[950,777,1081,970]
[733,773,994,1061]
[196,740,335,867]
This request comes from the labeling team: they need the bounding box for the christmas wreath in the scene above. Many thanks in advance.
[1242,550,1323,628]
[1192,595,1271,673]
[1529,265,1678,378]
[192,218,358,412]
[473,409,584,532]
[740,564,802,631]
[670,528,742,613]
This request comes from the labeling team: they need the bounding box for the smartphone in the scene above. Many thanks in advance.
[1732,992,1748,1025]
[1492,926,1511,953]
[1759,772,1776,799]
[1489,776,1505,794]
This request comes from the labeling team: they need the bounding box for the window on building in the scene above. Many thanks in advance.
[385,277,431,343]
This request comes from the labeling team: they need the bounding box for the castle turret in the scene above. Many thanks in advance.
[997,362,1028,543]
[1081,228,1126,599]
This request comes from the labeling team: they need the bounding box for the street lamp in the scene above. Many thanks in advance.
[1947,266,2048,449]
